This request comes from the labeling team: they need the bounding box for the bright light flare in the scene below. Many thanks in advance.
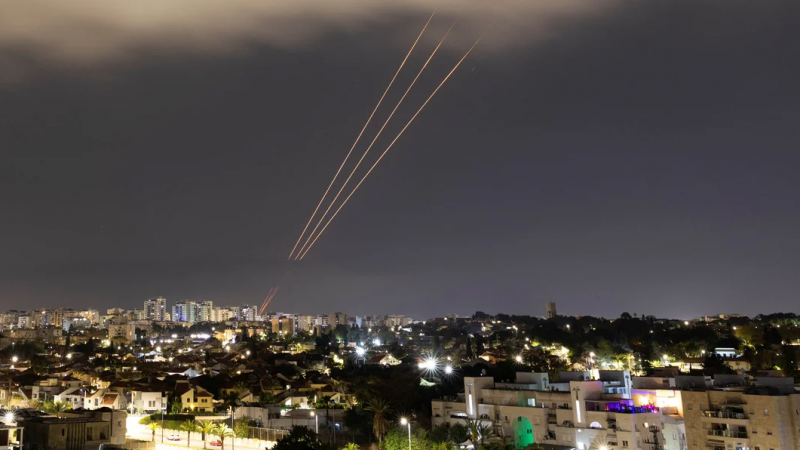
[4,412,14,424]
[444,365,454,374]
[515,355,523,363]
[373,338,381,346]
[355,347,366,357]
[418,357,438,372]
[400,417,408,425]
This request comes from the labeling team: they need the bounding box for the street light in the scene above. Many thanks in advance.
[444,365,453,375]
[400,418,411,450]
[515,355,523,363]
[310,411,319,434]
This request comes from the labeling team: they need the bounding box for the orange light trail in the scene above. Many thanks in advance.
[294,19,458,261]
[285,11,437,261]
[297,26,492,261]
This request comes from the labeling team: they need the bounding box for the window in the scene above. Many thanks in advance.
[622,441,628,447]
[62,429,65,436]
[767,431,773,436]
[754,447,760,450]
[752,429,758,434]
[692,441,697,446]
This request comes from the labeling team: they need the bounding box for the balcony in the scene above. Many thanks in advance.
[703,411,747,420]
[707,430,748,439]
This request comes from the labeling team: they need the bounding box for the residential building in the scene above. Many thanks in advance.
[172,301,197,323]
[240,305,258,322]
[20,409,127,450]
[143,297,166,322]
[272,315,296,337]
[130,389,166,414]
[108,323,136,343]
[546,301,557,319]
[329,312,348,327]
[432,370,681,450]
[196,301,213,322]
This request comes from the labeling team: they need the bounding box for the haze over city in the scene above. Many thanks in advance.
[2,0,800,317]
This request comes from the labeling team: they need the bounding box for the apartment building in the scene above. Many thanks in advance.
[433,370,684,450]
[272,315,296,337]
[108,323,136,343]
[143,297,166,322]
[435,370,800,450]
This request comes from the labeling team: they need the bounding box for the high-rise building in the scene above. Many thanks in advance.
[211,307,234,322]
[144,297,166,322]
[271,315,295,337]
[546,301,557,319]
[172,301,197,323]
[240,305,258,322]
[196,301,213,322]
[109,323,137,343]
[329,312,347,328]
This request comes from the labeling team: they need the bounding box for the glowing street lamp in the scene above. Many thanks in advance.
[515,355,523,363]
[11,356,17,363]
[400,418,411,450]
[310,411,319,433]
[444,365,454,375]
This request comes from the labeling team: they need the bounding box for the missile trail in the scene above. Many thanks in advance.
[285,11,437,261]
[259,270,292,315]
[259,285,278,315]
[294,20,458,261]
[297,26,493,261]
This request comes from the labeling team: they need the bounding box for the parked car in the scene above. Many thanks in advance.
[209,439,222,447]
[166,434,181,441]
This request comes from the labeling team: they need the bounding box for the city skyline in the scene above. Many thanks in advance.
[2,0,800,317]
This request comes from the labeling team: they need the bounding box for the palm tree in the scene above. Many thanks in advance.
[199,421,217,449]
[147,422,160,442]
[43,400,72,418]
[233,381,249,395]
[345,443,361,450]
[213,424,235,450]
[364,396,391,443]
[181,419,199,447]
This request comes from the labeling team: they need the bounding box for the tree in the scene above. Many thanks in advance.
[199,420,217,449]
[43,400,72,418]
[344,444,360,450]
[147,422,160,442]
[224,392,243,410]
[213,424,236,450]
[364,397,391,443]
[171,400,183,414]
[233,381,250,395]
[448,423,468,444]
[181,419,199,447]
[273,426,330,450]
[429,424,450,443]
[234,419,251,438]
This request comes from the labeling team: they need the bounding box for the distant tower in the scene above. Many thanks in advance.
[546,302,557,319]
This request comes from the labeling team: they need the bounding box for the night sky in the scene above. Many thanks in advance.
[2,0,799,318]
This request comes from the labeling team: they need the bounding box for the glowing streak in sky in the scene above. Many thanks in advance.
[297,26,492,261]
[294,19,458,260]
[285,11,437,261]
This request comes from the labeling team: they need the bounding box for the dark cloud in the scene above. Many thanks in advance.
[1,0,799,318]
